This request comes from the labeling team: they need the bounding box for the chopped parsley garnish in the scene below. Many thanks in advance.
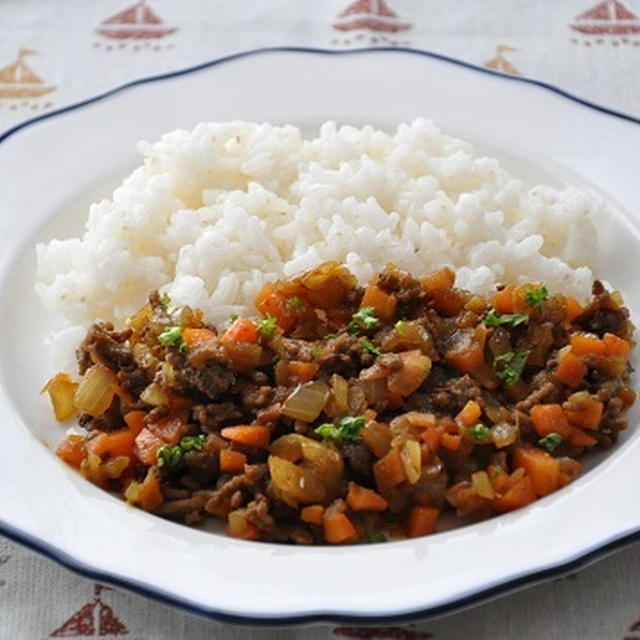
[394,320,406,335]
[525,285,549,309]
[366,531,388,543]
[159,292,171,311]
[286,296,302,310]
[315,415,365,443]
[485,308,529,328]
[258,314,278,339]
[348,307,379,335]
[229,313,238,322]
[361,336,381,356]
[538,432,563,453]
[493,350,530,386]
[490,465,502,479]
[312,346,325,358]
[324,333,338,340]
[467,423,491,443]
[157,434,207,469]
[158,326,185,351]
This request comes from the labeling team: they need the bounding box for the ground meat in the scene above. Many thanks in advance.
[168,352,236,400]
[193,402,244,431]
[341,441,374,484]
[78,399,124,432]
[76,322,134,375]
[204,464,267,518]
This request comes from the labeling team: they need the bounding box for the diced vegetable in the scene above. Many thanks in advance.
[603,332,630,358]
[538,432,563,452]
[525,285,549,309]
[360,285,398,322]
[41,373,78,421]
[441,433,461,451]
[257,314,278,339]
[406,506,439,538]
[219,449,247,474]
[570,333,605,356]
[56,434,87,469]
[445,329,484,374]
[182,328,216,350]
[490,422,518,448]
[87,429,135,460]
[220,425,271,449]
[467,423,491,443]
[348,307,379,334]
[123,410,147,436]
[286,361,319,384]
[565,297,583,323]
[134,428,165,466]
[387,350,432,396]
[73,365,117,418]
[346,482,388,512]
[361,420,392,458]
[158,326,185,350]
[530,404,572,439]
[323,512,358,544]
[254,282,297,332]
[513,447,559,497]
[471,471,495,499]
[493,350,530,386]
[569,428,598,448]
[455,400,482,428]
[400,439,422,484]
[300,504,325,525]
[563,391,603,430]
[221,318,259,345]
[148,414,187,445]
[484,309,528,328]
[281,381,330,422]
[492,475,537,512]
[138,468,164,511]
[227,510,261,540]
[373,448,407,494]
[494,285,516,314]
[555,346,586,388]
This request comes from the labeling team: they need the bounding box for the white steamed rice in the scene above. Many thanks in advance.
[36,118,602,368]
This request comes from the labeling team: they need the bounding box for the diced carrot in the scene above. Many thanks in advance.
[221,318,259,345]
[406,505,440,538]
[182,328,216,350]
[227,511,261,540]
[494,284,516,314]
[530,404,572,439]
[219,449,247,474]
[220,425,271,449]
[421,425,443,456]
[446,340,484,375]
[124,410,147,436]
[570,333,605,356]
[139,468,164,512]
[421,268,455,299]
[455,400,482,428]
[300,505,325,526]
[492,475,537,513]
[489,466,510,494]
[373,448,407,494]
[134,427,165,466]
[346,482,388,512]
[287,361,319,384]
[87,429,135,460]
[361,421,392,458]
[56,434,87,469]
[432,290,467,317]
[513,447,560,497]
[441,433,462,451]
[360,284,397,322]
[569,427,598,448]
[254,282,296,332]
[147,414,186,445]
[564,395,603,430]
[603,332,631,358]
[565,297,583,323]
[323,512,358,544]
[555,347,587,389]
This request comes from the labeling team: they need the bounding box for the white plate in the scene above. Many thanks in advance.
[1,48,640,624]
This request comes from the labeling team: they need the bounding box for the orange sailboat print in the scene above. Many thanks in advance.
[0,49,55,99]
[571,0,640,35]
[484,45,520,76]
[96,0,176,40]
[50,585,128,638]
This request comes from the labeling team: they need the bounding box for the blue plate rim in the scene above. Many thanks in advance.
[1,45,639,626]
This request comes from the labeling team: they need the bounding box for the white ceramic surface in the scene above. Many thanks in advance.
[0,48,639,622]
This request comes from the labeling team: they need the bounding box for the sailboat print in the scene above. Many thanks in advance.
[571,0,640,35]
[0,49,55,99]
[50,585,128,637]
[96,0,177,40]
[484,45,520,76]
[333,0,411,33]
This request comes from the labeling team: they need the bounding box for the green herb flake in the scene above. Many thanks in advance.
[180,434,207,452]
[485,308,529,328]
[315,415,365,443]
[312,346,325,358]
[158,326,186,351]
[538,432,563,453]
[490,465,502,479]
[361,336,382,356]
[493,350,530,386]
[467,423,491,443]
[258,314,278,339]
[525,285,549,309]
[394,320,406,335]
[286,296,302,310]
[324,333,338,340]
[348,307,379,335]
[366,531,388,543]
[159,292,171,311]
[229,313,239,323]
[157,444,183,469]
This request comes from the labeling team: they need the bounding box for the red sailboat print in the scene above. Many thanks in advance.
[331,0,411,47]
[571,0,640,34]
[96,0,176,40]
[50,585,128,638]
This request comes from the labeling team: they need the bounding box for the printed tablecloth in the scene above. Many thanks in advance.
[1,1,639,638]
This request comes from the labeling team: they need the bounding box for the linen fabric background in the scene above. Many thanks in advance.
[1,1,639,638]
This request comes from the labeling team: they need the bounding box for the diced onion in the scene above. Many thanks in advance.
[41,372,78,421]
[140,382,170,407]
[101,455,130,479]
[281,381,329,422]
[491,422,518,448]
[74,365,117,417]
[471,471,495,499]
[387,351,432,396]
[324,374,350,417]
[400,440,422,484]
